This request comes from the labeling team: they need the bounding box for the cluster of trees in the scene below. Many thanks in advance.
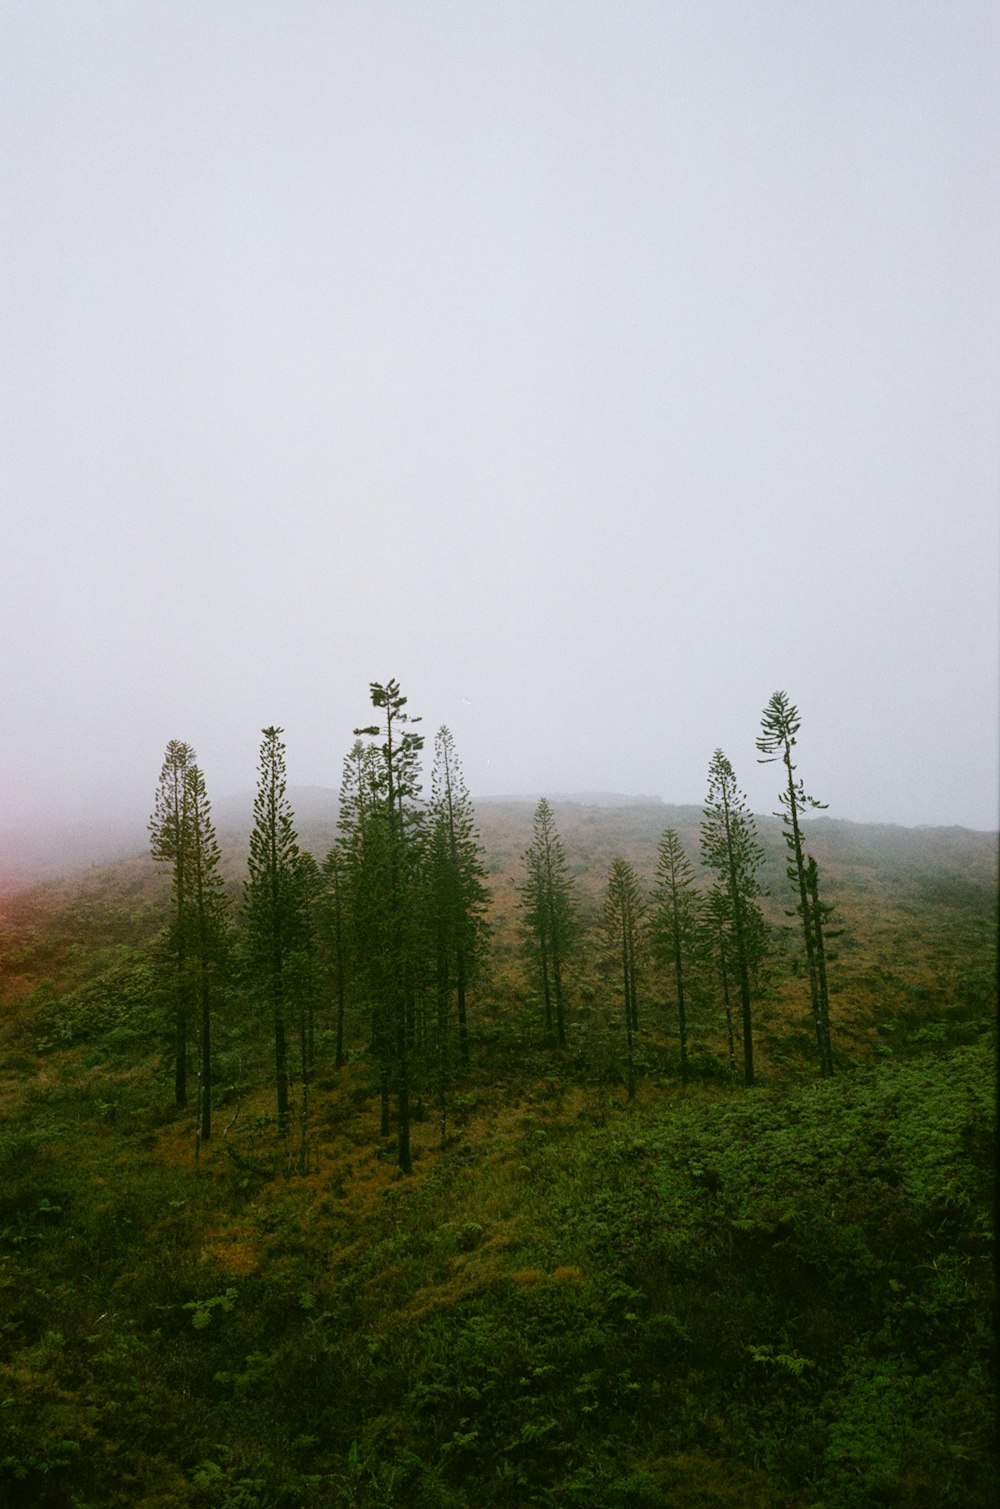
[332,682,488,1173]
[151,683,835,1168]
[150,682,488,1172]
[518,692,837,1094]
[148,741,228,1142]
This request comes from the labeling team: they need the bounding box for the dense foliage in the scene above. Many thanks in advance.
[0,1010,993,1507]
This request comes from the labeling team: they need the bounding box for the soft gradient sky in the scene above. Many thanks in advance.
[2,1,997,834]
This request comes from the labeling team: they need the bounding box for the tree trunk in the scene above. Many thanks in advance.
[552,949,566,1048]
[717,931,738,1082]
[673,918,688,1086]
[807,859,834,1075]
[274,987,289,1136]
[200,968,211,1143]
[539,928,553,1033]
[396,1011,412,1175]
[456,949,470,1065]
[622,920,635,1099]
[175,991,187,1108]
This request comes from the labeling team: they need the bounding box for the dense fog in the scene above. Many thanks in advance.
[2,3,997,840]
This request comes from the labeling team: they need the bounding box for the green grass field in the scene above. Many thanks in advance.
[0,804,995,1506]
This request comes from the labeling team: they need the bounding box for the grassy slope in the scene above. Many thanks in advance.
[0,805,996,1507]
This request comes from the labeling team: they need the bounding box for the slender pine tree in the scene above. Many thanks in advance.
[349,680,426,1175]
[757,690,835,1075]
[603,856,644,1100]
[649,828,699,1084]
[427,726,490,1071]
[700,750,767,1087]
[519,798,577,1047]
[149,739,197,1108]
[183,761,229,1145]
[243,726,310,1136]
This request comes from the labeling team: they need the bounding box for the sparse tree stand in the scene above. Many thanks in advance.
[353,680,425,1176]
[519,798,577,1048]
[243,727,310,1138]
[603,857,644,1100]
[700,750,767,1087]
[650,828,699,1085]
[757,691,835,1076]
[149,740,197,1109]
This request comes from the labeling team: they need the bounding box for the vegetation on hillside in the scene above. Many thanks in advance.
[0,684,996,1505]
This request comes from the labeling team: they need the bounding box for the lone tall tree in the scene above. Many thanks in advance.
[519,798,577,1047]
[243,727,310,1135]
[700,750,767,1087]
[150,739,197,1108]
[757,690,834,1076]
[650,828,699,1085]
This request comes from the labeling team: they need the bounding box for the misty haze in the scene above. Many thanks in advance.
[0,6,997,1507]
[1,2,997,842]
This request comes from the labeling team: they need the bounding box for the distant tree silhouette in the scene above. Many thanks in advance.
[757,691,835,1075]
[700,750,767,1087]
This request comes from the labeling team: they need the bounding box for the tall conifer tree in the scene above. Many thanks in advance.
[650,828,699,1084]
[519,798,577,1047]
[183,761,229,1144]
[427,726,489,1067]
[603,856,644,1099]
[700,750,767,1087]
[757,690,835,1075]
[150,739,197,1108]
[243,726,309,1136]
[349,680,425,1175]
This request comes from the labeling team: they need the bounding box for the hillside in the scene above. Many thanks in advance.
[0,798,995,1506]
[2,799,995,1070]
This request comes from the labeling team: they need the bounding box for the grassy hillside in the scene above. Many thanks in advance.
[0,803,996,1506]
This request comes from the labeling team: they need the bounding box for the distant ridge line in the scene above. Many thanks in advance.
[478,792,667,808]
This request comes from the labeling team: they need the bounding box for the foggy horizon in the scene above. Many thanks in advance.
[3,3,998,841]
[7,758,997,843]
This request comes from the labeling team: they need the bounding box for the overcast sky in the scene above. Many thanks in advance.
[2,1,997,839]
